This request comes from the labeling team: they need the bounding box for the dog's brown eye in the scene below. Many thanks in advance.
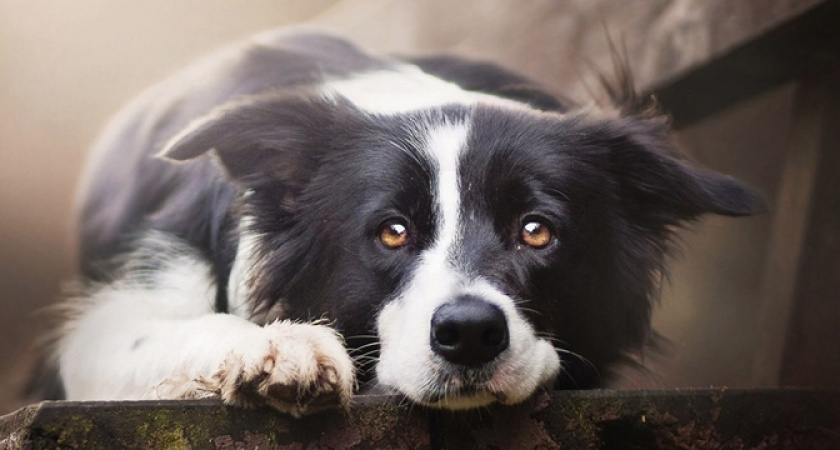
[379,219,410,249]
[520,219,553,249]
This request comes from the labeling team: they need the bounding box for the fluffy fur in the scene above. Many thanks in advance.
[39,28,766,415]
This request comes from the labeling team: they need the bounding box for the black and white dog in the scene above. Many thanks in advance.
[53,29,765,416]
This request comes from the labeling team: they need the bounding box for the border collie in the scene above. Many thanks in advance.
[49,29,765,416]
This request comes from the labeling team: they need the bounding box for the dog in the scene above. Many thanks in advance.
[45,29,766,417]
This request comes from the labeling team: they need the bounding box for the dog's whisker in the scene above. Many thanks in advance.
[347,341,381,352]
[344,333,379,339]
[551,345,602,381]
[515,306,542,317]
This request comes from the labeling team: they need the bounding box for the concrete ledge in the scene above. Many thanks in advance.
[2,389,839,449]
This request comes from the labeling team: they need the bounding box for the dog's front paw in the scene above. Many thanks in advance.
[199,321,355,416]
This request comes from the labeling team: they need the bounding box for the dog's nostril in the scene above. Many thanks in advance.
[430,296,509,367]
[434,325,460,347]
[482,327,506,347]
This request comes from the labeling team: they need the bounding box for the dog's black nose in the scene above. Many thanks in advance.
[430,296,509,366]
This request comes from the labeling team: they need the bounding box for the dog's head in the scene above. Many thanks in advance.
[160,66,766,409]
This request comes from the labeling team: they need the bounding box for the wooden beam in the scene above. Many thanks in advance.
[2,390,838,449]
[751,69,840,387]
[313,0,832,116]
[779,68,840,386]
[652,1,840,128]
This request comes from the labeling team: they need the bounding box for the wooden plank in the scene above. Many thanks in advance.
[312,0,831,122]
[0,396,429,450]
[438,389,840,449]
[2,390,838,449]
[653,0,840,127]
[779,68,840,386]
[750,71,835,387]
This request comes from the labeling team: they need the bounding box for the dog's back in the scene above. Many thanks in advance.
[78,31,387,282]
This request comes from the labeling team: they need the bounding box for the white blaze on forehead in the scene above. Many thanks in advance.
[377,121,470,309]
[425,121,470,266]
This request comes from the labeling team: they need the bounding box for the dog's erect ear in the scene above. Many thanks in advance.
[597,115,768,224]
[586,48,768,221]
[158,93,363,187]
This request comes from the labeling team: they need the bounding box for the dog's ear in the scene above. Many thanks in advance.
[158,93,362,188]
[586,49,768,221]
[600,114,768,223]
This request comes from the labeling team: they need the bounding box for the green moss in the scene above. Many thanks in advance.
[125,407,219,448]
[144,427,191,449]
[40,412,95,447]
[562,397,606,441]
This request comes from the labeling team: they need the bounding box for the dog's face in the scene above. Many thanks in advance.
[161,68,765,408]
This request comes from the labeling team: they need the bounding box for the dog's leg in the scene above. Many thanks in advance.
[58,253,354,417]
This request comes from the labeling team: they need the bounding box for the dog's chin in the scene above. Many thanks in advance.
[375,364,544,410]
[375,343,561,410]
[357,377,500,408]
[420,389,499,410]
[380,379,502,410]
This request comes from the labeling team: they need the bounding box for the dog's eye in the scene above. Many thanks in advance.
[520,218,553,249]
[378,219,410,249]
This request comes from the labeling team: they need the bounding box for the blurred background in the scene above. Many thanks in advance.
[2,0,838,413]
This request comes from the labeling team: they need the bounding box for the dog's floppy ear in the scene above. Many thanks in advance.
[600,114,768,223]
[158,93,361,188]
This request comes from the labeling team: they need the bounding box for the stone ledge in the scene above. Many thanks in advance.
[1,389,838,449]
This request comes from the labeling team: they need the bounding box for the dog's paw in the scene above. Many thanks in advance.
[158,321,355,417]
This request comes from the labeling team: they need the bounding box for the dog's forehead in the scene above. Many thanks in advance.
[317,67,573,220]
[349,107,568,216]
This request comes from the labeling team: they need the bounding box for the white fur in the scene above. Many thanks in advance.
[323,64,532,115]
[375,123,561,408]
[427,120,467,260]
[59,249,224,400]
[227,214,261,319]
[324,65,474,115]
[58,235,353,415]
[227,213,289,325]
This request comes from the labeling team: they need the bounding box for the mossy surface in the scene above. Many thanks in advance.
[1,390,838,449]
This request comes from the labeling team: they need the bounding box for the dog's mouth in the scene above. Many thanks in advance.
[382,361,517,409]
[419,380,508,407]
[373,342,560,409]
[359,362,510,407]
